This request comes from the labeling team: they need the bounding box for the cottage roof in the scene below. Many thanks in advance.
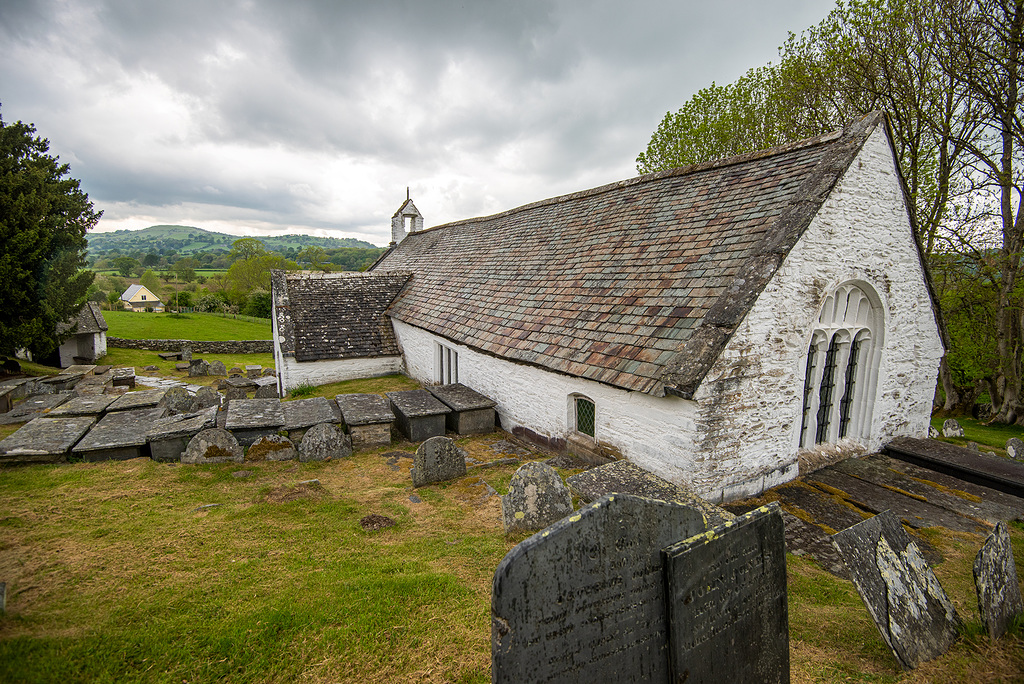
[372,113,889,397]
[58,301,108,335]
[120,284,160,302]
[274,272,411,361]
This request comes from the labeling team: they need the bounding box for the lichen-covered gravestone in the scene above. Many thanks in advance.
[491,494,707,683]
[663,504,789,684]
[194,386,221,409]
[225,386,248,400]
[188,359,210,377]
[411,436,466,487]
[501,461,573,533]
[254,383,279,399]
[208,360,227,376]
[1006,438,1024,461]
[181,428,244,464]
[974,521,1024,639]
[161,386,196,415]
[929,426,940,439]
[942,419,964,438]
[831,510,960,669]
[298,422,351,462]
[246,434,297,462]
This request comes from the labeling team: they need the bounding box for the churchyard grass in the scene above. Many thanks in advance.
[105,311,272,341]
[99,348,276,379]
[287,374,421,401]
[930,415,1024,457]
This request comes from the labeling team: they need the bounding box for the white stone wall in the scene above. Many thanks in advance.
[686,126,943,501]
[278,354,403,391]
[393,318,701,473]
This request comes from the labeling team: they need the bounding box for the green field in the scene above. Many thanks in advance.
[105,311,271,340]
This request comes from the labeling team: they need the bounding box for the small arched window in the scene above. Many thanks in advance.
[571,395,596,439]
[799,283,882,448]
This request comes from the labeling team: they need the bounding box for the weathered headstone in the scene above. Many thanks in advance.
[298,422,351,462]
[254,383,279,399]
[942,418,964,438]
[228,367,243,377]
[225,386,248,400]
[161,386,196,415]
[261,367,275,377]
[73,408,167,461]
[492,494,707,683]
[143,364,159,371]
[663,504,789,684]
[181,427,244,464]
[246,434,297,462]
[188,359,210,377]
[181,346,192,362]
[501,461,573,533]
[831,510,960,669]
[974,521,1024,640]
[246,365,262,379]
[928,426,940,439]
[194,386,221,409]
[411,436,466,487]
[208,360,227,376]
[1006,438,1024,461]
[111,367,135,388]
[175,362,190,372]
[146,408,218,462]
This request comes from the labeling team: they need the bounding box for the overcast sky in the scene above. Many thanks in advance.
[2,0,836,247]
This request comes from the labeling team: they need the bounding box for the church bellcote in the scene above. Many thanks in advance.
[391,188,424,244]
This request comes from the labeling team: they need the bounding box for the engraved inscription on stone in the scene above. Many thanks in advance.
[663,503,789,684]
[491,494,706,683]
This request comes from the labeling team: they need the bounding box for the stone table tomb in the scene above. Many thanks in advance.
[427,383,496,435]
[146,408,219,462]
[0,416,97,464]
[107,389,166,413]
[386,390,450,442]
[282,397,339,443]
[111,367,136,388]
[0,393,71,425]
[224,398,285,446]
[72,407,168,461]
[336,393,395,449]
[47,394,118,418]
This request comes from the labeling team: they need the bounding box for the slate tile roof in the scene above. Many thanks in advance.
[275,272,411,361]
[372,113,888,397]
[58,301,108,335]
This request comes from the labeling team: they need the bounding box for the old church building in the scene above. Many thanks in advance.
[272,112,943,502]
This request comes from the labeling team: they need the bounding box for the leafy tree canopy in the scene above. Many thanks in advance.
[0,110,99,357]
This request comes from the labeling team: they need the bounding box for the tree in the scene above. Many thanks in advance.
[299,245,331,272]
[0,111,99,357]
[140,269,161,294]
[112,255,139,278]
[174,256,199,283]
[226,237,295,293]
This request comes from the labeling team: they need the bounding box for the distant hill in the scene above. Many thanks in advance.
[86,224,380,256]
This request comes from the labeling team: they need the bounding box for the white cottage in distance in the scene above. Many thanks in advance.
[272,112,943,502]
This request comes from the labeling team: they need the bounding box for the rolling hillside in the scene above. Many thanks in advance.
[87,224,380,256]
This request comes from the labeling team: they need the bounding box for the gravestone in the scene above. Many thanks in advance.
[246,365,262,379]
[146,408,218,462]
[298,422,351,462]
[929,426,940,439]
[254,383,279,399]
[111,367,135,388]
[663,504,789,684]
[107,388,165,413]
[47,394,117,417]
[228,367,243,377]
[161,386,196,415]
[181,346,192,362]
[411,436,466,487]
[283,397,338,443]
[1006,438,1024,461]
[73,408,167,461]
[175,362,190,372]
[224,398,285,446]
[942,419,964,438]
[427,383,497,435]
[188,359,210,377]
[193,386,221,409]
[143,365,159,371]
[501,461,573,533]
[491,494,707,683]
[225,386,248,400]
[831,511,960,669]
[336,393,394,449]
[208,360,227,377]
[0,416,95,464]
[261,367,275,377]
[181,427,244,464]
[0,393,69,424]
[973,521,1024,640]
[387,390,450,442]
[246,434,297,462]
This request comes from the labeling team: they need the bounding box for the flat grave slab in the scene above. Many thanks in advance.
[386,390,450,442]
[73,408,167,461]
[225,376,257,390]
[47,394,118,417]
[157,352,182,361]
[61,365,96,376]
[225,398,285,446]
[886,436,1024,498]
[0,415,96,463]
[427,383,496,435]
[107,389,166,412]
[880,455,1024,522]
[567,459,735,527]
[146,408,219,462]
[282,397,338,431]
[832,510,960,670]
[111,368,136,388]
[92,365,112,375]
[40,374,80,392]
[664,504,789,683]
[336,393,395,449]
[0,393,71,424]
[491,494,707,683]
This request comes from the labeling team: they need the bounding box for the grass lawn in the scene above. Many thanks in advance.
[105,311,271,341]
[100,348,276,381]
[930,415,1024,458]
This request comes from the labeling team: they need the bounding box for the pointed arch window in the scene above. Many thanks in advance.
[799,284,883,449]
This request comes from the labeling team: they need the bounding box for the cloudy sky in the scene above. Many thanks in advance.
[2,0,836,247]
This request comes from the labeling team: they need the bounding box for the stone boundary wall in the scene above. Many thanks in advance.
[108,338,273,354]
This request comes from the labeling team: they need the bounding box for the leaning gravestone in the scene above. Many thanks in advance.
[501,461,573,533]
[974,521,1024,639]
[411,436,466,487]
[208,360,227,377]
[492,494,707,683]
[663,504,789,684]
[181,428,244,464]
[193,386,220,409]
[246,434,297,462]
[832,510,960,669]
[161,386,196,415]
[298,422,351,462]
[942,418,964,438]
[188,359,210,377]
[1006,438,1024,461]
[929,426,940,439]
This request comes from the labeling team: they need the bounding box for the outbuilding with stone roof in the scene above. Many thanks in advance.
[56,301,108,367]
[273,112,943,502]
